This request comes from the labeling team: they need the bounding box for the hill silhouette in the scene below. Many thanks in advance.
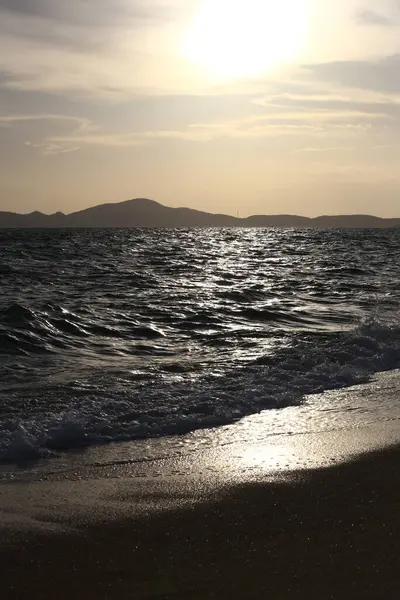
[1,198,399,228]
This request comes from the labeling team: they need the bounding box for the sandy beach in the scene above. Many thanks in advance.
[1,436,399,599]
[1,375,399,599]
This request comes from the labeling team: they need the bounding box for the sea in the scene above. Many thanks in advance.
[1,227,399,479]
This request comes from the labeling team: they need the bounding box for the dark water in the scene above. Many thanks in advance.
[1,228,400,461]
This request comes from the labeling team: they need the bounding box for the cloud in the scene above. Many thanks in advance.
[5,80,399,156]
[291,147,354,155]
[0,113,94,154]
[0,1,161,28]
[0,111,214,151]
[45,117,376,150]
[254,91,400,118]
[356,1,400,27]
[3,51,400,158]
[0,1,148,55]
[0,114,91,130]
[47,129,216,147]
[2,1,398,105]
[188,119,373,140]
[0,1,187,100]
[24,141,80,155]
[304,55,400,94]
[357,9,395,26]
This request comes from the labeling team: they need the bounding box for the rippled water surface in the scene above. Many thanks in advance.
[1,228,400,462]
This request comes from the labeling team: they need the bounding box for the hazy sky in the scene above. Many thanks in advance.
[1,0,400,216]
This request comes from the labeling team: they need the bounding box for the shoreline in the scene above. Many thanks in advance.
[1,444,399,599]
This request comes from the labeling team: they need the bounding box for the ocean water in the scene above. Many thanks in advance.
[0,227,400,469]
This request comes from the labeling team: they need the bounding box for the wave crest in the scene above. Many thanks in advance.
[1,317,399,462]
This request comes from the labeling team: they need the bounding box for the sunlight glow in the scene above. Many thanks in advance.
[182,0,310,79]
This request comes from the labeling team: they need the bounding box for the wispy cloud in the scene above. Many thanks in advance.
[5,79,399,156]
[43,115,377,151]
[0,114,91,130]
[46,128,217,148]
[0,1,169,32]
[0,113,94,154]
[0,0,152,61]
[253,90,400,119]
[357,9,395,26]
[356,1,400,27]
[291,147,354,155]
[24,141,80,155]
[0,1,189,100]
[304,55,400,94]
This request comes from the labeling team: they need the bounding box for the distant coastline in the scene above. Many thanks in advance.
[1,197,399,228]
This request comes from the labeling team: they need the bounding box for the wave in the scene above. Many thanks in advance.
[1,317,399,462]
[1,227,400,464]
[0,303,165,355]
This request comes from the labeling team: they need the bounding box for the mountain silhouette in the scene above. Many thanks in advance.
[1,198,399,228]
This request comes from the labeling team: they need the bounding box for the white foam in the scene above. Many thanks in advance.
[1,321,400,464]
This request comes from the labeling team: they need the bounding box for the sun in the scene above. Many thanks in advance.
[182,0,310,79]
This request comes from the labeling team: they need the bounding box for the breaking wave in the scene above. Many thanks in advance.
[1,318,399,462]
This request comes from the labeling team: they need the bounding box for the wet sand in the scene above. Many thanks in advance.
[1,444,399,599]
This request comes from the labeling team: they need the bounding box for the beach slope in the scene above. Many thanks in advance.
[1,445,399,599]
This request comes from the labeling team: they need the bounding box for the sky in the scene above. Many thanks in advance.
[1,0,400,217]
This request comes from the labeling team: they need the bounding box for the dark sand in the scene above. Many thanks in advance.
[1,446,399,599]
